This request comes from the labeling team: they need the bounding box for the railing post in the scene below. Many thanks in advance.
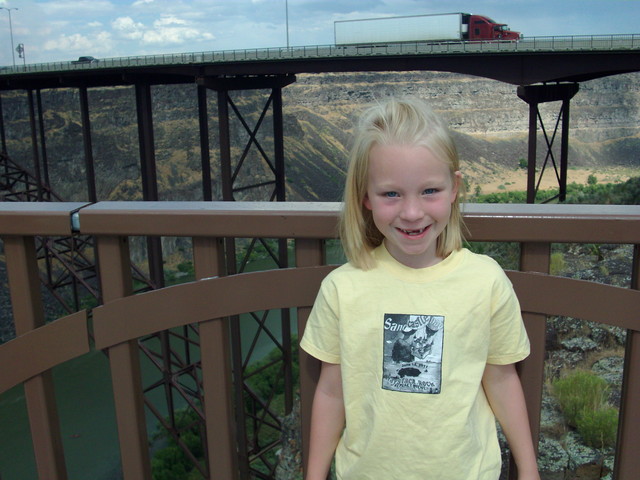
[0,93,7,155]
[509,241,549,479]
[295,238,326,476]
[3,235,68,480]
[193,236,239,480]
[613,244,640,479]
[96,235,151,480]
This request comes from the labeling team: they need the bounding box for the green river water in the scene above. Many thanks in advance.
[0,245,342,479]
[0,309,291,480]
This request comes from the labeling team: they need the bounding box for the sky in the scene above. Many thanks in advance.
[0,0,639,66]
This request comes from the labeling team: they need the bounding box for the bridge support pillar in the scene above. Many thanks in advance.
[78,86,97,202]
[0,93,6,155]
[27,89,44,201]
[517,83,579,203]
[196,73,297,477]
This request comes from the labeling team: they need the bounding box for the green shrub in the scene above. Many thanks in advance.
[151,406,205,479]
[553,371,608,424]
[246,337,299,402]
[468,175,639,205]
[552,370,618,449]
[550,252,566,275]
[576,407,619,449]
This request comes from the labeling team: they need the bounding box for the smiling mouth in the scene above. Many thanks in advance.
[398,227,427,236]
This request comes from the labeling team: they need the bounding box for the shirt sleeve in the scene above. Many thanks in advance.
[486,270,530,365]
[299,275,342,364]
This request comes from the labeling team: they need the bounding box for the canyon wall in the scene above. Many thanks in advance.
[1,71,638,202]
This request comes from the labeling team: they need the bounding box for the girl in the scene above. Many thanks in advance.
[300,98,540,480]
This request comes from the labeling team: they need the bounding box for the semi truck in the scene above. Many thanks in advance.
[334,13,520,46]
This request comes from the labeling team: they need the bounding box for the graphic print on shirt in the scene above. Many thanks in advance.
[382,314,444,394]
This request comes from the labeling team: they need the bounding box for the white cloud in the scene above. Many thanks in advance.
[44,33,93,51]
[109,13,215,46]
[143,27,187,44]
[112,16,145,40]
[42,30,113,55]
[143,23,214,45]
[154,16,187,27]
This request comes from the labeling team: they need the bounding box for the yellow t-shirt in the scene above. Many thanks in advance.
[300,245,530,480]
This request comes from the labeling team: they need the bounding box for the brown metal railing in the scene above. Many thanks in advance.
[1,201,639,480]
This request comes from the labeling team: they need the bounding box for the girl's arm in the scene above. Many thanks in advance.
[305,361,345,480]
[482,363,541,480]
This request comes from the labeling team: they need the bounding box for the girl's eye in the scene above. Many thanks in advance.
[384,192,399,198]
[423,188,438,195]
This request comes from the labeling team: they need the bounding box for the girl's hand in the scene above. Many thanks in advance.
[482,364,540,480]
[518,472,541,480]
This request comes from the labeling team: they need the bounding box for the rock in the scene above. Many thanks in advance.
[611,328,627,347]
[561,337,599,353]
[592,356,625,407]
[547,349,586,372]
[275,396,303,480]
[565,431,611,479]
[537,436,569,480]
[591,356,624,386]
[600,455,616,480]
[540,395,565,430]
[546,324,561,351]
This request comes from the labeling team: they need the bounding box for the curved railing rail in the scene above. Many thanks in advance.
[1,34,639,75]
[1,201,639,480]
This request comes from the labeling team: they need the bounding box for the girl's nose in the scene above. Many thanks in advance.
[400,197,424,222]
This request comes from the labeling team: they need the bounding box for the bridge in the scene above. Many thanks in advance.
[1,34,640,86]
[1,32,639,205]
[0,35,639,480]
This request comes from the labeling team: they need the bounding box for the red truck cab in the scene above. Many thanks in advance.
[465,14,520,40]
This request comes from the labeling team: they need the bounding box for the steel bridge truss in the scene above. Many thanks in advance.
[517,83,580,203]
[1,74,299,479]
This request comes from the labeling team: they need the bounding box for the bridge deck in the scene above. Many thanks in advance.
[1,34,640,87]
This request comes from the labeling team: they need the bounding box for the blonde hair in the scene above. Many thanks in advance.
[339,97,465,270]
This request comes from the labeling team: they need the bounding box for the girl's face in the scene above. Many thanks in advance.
[363,143,460,269]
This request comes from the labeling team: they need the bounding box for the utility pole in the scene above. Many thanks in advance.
[0,7,18,67]
[285,0,289,48]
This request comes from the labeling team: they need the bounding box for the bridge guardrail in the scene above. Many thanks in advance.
[1,202,640,479]
[1,34,639,75]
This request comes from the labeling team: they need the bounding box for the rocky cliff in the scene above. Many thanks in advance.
[1,71,639,203]
[282,71,640,199]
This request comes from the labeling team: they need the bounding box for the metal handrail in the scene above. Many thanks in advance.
[1,33,639,74]
[1,202,639,479]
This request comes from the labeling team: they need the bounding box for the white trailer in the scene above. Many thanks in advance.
[334,13,467,46]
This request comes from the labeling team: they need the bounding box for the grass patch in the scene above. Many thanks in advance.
[551,370,618,449]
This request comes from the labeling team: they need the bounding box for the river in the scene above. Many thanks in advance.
[0,310,295,480]
[0,243,343,479]
[0,349,122,479]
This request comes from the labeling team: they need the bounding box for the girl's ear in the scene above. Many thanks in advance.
[451,171,463,203]
[363,193,372,210]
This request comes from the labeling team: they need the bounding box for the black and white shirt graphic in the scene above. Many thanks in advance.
[382,314,444,394]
